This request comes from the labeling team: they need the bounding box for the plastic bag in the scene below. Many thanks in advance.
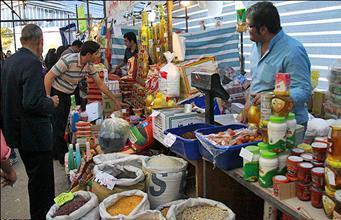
[166,197,235,220]
[99,190,150,220]
[159,52,180,97]
[46,191,99,220]
[99,117,130,153]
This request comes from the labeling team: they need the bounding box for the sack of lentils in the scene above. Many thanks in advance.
[46,191,99,220]
[166,197,236,220]
[99,190,150,220]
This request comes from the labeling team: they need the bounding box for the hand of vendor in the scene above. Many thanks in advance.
[50,95,59,107]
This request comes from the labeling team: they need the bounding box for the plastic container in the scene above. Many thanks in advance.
[258,142,269,153]
[195,124,261,170]
[312,142,328,163]
[311,186,323,208]
[334,190,341,219]
[273,175,289,196]
[286,113,296,148]
[312,167,325,189]
[268,116,287,153]
[296,182,311,201]
[164,123,215,160]
[278,150,289,175]
[286,156,303,181]
[243,146,260,182]
[325,157,341,191]
[259,150,278,188]
[297,162,313,184]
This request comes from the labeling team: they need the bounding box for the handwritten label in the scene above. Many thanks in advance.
[150,110,160,117]
[95,171,117,190]
[164,133,177,147]
[239,147,254,162]
[54,192,74,207]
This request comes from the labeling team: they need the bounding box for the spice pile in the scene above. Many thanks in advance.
[53,196,88,217]
[176,205,228,220]
[205,128,261,146]
[106,195,143,216]
[180,131,196,140]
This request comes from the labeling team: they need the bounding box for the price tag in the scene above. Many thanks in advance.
[326,168,336,186]
[164,133,177,147]
[95,171,117,190]
[239,147,253,162]
[54,192,74,207]
[150,110,160,117]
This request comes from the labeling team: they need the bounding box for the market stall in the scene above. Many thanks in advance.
[46,1,341,220]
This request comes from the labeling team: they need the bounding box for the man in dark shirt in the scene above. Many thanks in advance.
[114,32,138,73]
[1,24,59,220]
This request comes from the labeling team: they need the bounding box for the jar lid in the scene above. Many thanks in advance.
[257,142,269,150]
[300,153,313,161]
[245,145,259,154]
[292,148,305,154]
[287,112,295,120]
[335,190,341,202]
[288,156,303,163]
[269,116,286,123]
[326,156,341,168]
[312,167,324,174]
[273,175,289,183]
[299,162,313,169]
[311,142,328,149]
[261,150,277,159]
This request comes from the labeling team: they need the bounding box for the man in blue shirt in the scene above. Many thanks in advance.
[240,2,312,126]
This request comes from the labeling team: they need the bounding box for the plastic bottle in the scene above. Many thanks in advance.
[71,111,79,133]
[268,116,287,153]
[68,144,75,172]
[259,150,279,188]
[75,143,81,169]
[286,112,297,148]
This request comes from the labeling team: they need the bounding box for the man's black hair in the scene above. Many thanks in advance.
[72,40,83,47]
[247,2,282,34]
[123,32,137,44]
[80,41,100,56]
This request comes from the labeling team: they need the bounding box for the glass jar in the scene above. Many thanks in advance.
[312,142,328,163]
[291,148,305,156]
[268,116,287,153]
[297,162,313,184]
[300,153,313,163]
[273,175,289,197]
[333,190,341,220]
[325,157,341,191]
[259,150,278,188]
[328,125,341,161]
[312,167,325,189]
[311,186,323,208]
[296,182,311,201]
[243,146,260,182]
[286,156,303,181]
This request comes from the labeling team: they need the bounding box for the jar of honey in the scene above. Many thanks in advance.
[325,157,341,191]
[328,125,341,161]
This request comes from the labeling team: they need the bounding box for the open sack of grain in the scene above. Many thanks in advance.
[142,154,188,208]
[46,191,99,220]
[121,210,165,220]
[156,199,187,218]
[93,153,148,169]
[99,190,150,220]
[166,197,236,220]
[92,164,145,202]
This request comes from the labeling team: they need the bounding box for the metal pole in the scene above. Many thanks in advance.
[68,14,71,45]
[86,0,91,37]
[166,0,173,52]
[240,32,245,75]
[10,0,17,51]
[1,17,104,23]
[76,5,79,32]
[185,6,188,33]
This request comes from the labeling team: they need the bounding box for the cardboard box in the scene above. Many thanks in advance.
[276,182,296,200]
[152,108,205,145]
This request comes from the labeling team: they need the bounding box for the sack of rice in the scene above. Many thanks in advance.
[46,191,99,220]
[99,190,149,220]
[122,210,165,220]
[156,199,186,218]
[167,197,236,220]
[142,154,188,208]
[93,153,148,168]
[92,164,145,202]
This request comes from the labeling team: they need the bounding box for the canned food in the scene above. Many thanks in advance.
[312,167,325,189]
[297,162,313,183]
[296,182,311,201]
[312,142,328,163]
[286,156,303,181]
[311,186,323,208]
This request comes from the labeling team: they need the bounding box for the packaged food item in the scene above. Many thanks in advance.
[271,95,294,118]
[328,125,341,161]
[300,153,313,163]
[291,148,305,156]
[296,182,311,201]
[277,150,289,175]
[259,150,279,188]
[274,73,291,96]
[106,195,143,216]
[325,157,341,191]
[268,116,287,153]
[333,190,341,219]
[286,113,296,148]
[311,186,323,208]
[312,142,328,163]
[323,193,336,218]
[297,162,313,184]
[311,167,325,189]
[243,146,260,182]
[286,156,303,181]
[272,175,289,197]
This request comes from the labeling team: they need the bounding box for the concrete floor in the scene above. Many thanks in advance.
[1,150,69,219]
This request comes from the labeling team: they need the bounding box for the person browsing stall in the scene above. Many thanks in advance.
[240,2,312,128]
[44,41,122,165]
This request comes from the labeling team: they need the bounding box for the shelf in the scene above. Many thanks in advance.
[224,168,328,220]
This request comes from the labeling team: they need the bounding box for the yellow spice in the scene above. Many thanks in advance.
[107,196,143,216]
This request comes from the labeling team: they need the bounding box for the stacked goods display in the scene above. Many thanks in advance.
[120,77,136,106]
[99,190,150,220]
[166,198,236,220]
[324,60,341,119]
[92,164,146,202]
[142,155,188,208]
[46,191,99,220]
